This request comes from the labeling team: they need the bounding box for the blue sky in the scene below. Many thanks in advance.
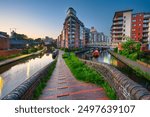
[0,0,149,39]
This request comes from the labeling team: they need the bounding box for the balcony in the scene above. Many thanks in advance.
[143,30,149,33]
[112,35,122,38]
[113,21,123,25]
[142,39,148,43]
[143,20,149,24]
[143,25,149,28]
[144,15,150,19]
[112,27,123,30]
[113,17,123,21]
[112,31,123,34]
[143,34,148,37]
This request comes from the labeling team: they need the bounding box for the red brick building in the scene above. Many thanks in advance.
[58,7,85,49]
[131,13,144,42]
[0,32,10,50]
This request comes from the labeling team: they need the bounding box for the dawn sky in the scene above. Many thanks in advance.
[0,0,149,39]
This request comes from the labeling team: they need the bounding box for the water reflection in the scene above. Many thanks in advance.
[0,53,53,99]
[79,50,150,91]
[0,76,4,97]
[26,62,30,79]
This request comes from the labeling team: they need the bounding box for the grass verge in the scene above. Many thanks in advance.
[0,53,22,62]
[32,60,57,99]
[63,52,117,100]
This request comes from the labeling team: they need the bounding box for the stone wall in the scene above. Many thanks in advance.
[80,59,150,100]
[2,60,56,100]
[0,49,21,57]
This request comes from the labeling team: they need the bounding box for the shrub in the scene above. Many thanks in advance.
[114,47,118,53]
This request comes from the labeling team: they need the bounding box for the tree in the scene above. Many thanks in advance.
[120,38,142,60]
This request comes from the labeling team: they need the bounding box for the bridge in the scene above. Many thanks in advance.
[86,42,116,49]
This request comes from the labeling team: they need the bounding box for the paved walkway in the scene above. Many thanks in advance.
[109,50,150,74]
[39,51,108,100]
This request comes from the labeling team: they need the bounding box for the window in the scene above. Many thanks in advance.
[132,14,136,17]
[132,24,136,26]
[132,20,136,22]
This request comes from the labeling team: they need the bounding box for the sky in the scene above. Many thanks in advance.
[0,0,150,39]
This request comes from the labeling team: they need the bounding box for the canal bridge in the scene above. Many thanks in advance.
[86,42,113,49]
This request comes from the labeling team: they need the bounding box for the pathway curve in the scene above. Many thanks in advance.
[39,51,108,100]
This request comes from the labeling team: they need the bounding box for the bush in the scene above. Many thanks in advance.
[114,47,118,53]
[62,53,68,58]
[128,53,138,60]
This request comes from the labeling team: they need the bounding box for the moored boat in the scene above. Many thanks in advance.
[92,50,100,58]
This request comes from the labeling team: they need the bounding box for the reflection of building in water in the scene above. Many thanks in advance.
[26,62,30,79]
[0,76,4,96]
[110,58,118,66]
[110,58,125,68]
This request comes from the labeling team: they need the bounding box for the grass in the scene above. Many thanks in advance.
[63,52,117,100]
[32,60,57,99]
[132,66,150,81]
[112,50,150,81]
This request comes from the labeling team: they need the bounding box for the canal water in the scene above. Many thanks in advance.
[79,50,150,91]
[0,53,54,99]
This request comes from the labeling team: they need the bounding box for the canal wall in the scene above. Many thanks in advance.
[2,60,56,100]
[0,48,46,67]
[108,50,150,75]
[0,49,21,57]
[80,59,150,100]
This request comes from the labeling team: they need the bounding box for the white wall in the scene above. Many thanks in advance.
[148,19,150,50]
[123,11,132,39]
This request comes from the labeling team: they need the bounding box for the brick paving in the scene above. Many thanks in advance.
[39,51,108,100]
[109,51,150,74]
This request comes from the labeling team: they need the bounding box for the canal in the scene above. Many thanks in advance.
[79,50,150,91]
[0,53,54,99]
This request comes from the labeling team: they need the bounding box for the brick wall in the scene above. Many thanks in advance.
[80,59,150,100]
[0,38,10,50]
[0,49,21,57]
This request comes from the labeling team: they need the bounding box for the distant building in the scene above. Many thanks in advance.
[88,27,108,45]
[0,31,10,50]
[111,9,133,47]
[43,36,53,46]
[84,28,90,45]
[10,31,40,49]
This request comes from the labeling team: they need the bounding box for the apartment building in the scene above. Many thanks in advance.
[111,10,133,46]
[89,27,109,44]
[59,7,85,49]
[111,10,150,49]
[143,13,150,46]
[0,31,10,50]
[131,13,150,44]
